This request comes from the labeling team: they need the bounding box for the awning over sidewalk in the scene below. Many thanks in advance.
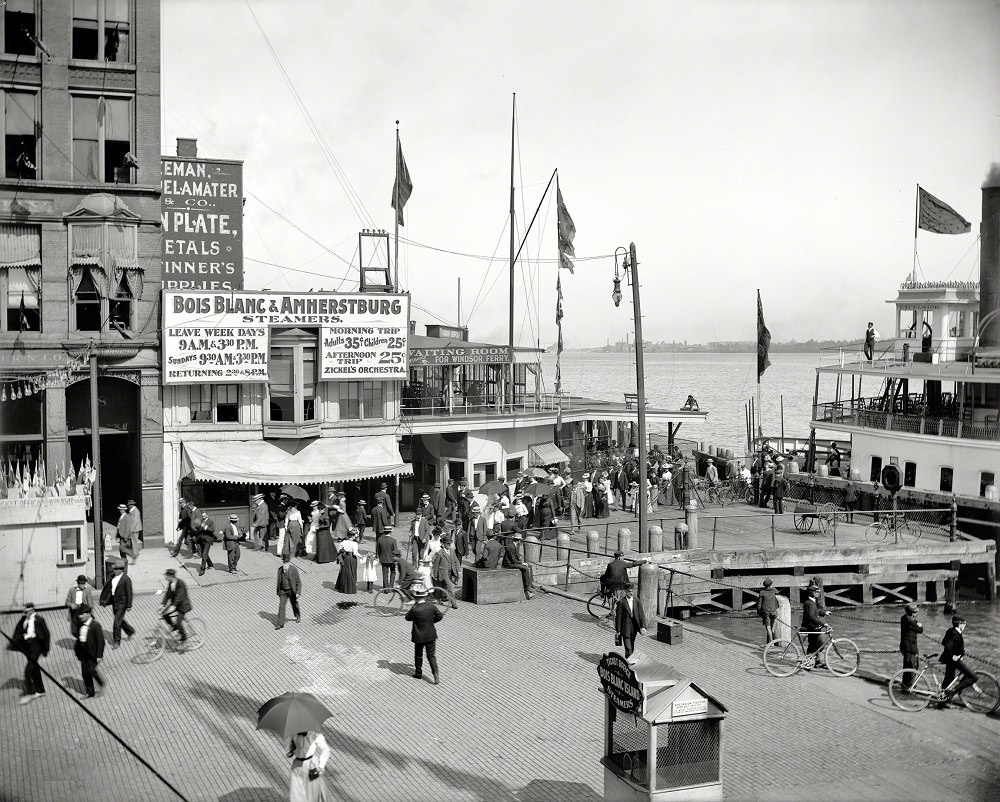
[528,442,570,466]
[180,435,412,485]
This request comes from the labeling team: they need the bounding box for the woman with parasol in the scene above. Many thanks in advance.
[257,691,333,802]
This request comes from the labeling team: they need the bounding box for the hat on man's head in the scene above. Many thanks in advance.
[77,603,92,615]
[117,503,127,511]
[379,483,388,489]
[613,551,624,558]
[582,473,590,479]
[952,615,965,626]
[282,553,291,563]
[310,500,320,508]
[23,601,34,610]
[77,574,88,583]
[708,458,714,463]
[471,503,481,511]
[251,493,264,502]
[229,514,239,522]
[548,467,558,473]
[421,493,430,500]
[806,581,819,591]
[165,568,177,577]
[412,585,429,597]
[623,581,634,590]
[904,603,918,613]
[357,499,366,505]
[127,499,137,507]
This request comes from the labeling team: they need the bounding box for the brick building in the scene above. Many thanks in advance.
[0,1,163,549]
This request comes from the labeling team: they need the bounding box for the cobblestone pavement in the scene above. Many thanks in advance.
[3,561,998,802]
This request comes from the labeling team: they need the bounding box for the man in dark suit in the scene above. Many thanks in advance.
[372,497,392,539]
[477,531,503,569]
[161,568,192,643]
[501,533,535,600]
[601,552,633,596]
[252,493,270,552]
[74,604,106,699]
[65,574,95,638]
[409,510,431,563]
[444,479,459,524]
[377,530,399,588]
[275,554,302,629]
[614,583,647,657]
[395,555,420,600]
[196,510,216,575]
[99,561,135,649]
[431,535,460,609]
[404,586,443,684]
[771,467,788,515]
[940,615,980,702]
[171,498,193,557]
[10,602,50,703]
[466,503,489,563]
[898,603,923,690]
[801,583,828,665]
[374,482,395,522]
[222,514,242,573]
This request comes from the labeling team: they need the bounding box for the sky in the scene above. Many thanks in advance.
[161,0,1000,349]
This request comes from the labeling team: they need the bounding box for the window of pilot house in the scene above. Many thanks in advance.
[3,90,37,179]
[0,224,41,332]
[3,0,36,57]
[869,456,882,483]
[72,95,132,183]
[190,384,239,423]
[73,0,130,62]
[337,381,385,421]
[268,329,318,424]
[903,461,916,488]
[981,472,996,498]
[939,467,953,493]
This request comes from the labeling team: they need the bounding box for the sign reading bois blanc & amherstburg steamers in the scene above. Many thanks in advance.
[163,291,409,384]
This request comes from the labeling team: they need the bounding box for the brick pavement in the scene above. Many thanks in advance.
[2,562,998,802]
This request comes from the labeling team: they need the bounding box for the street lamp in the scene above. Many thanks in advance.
[613,244,649,553]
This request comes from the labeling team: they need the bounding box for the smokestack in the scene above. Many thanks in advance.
[980,163,1000,348]
[176,138,198,158]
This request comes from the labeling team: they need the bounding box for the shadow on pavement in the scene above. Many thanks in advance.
[515,779,602,802]
[218,788,285,802]
[56,637,76,651]
[575,652,603,665]
[257,611,280,627]
[59,675,87,695]
[376,659,412,677]
[1,677,23,692]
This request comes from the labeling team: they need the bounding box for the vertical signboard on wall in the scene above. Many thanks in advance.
[160,157,244,291]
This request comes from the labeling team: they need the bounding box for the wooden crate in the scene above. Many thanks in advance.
[462,565,525,604]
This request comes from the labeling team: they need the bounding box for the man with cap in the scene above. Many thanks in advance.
[10,602,50,704]
[466,501,489,563]
[415,492,433,521]
[431,534,460,608]
[100,560,135,649]
[600,551,635,598]
[116,502,133,562]
[614,582,647,657]
[223,514,242,573]
[252,493,270,553]
[161,568,192,644]
[444,478,459,524]
[404,585,443,684]
[939,615,982,703]
[800,582,828,666]
[409,508,431,564]
[376,528,400,589]
[898,602,923,689]
[457,485,473,532]
[756,578,779,644]
[196,509,216,575]
[706,458,719,489]
[374,482,395,523]
[65,574,95,637]
[275,553,302,629]
[74,604,106,699]
[476,530,503,570]
[825,442,842,477]
[512,493,529,529]
[771,465,788,515]
[372,495,392,542]
[501,531,535,600]
[171,497,190,557]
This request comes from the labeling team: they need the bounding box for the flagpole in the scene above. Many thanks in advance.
[913,184,919,281]
[394,122,400,293]
[507,93,516,411]
[756,290,762,440]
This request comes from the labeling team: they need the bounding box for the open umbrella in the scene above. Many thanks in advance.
[529,467,549,479]
[471,493,489,510]
[280,484,310,503]
[478,479,508,497]
[257,692,333,738]
[521,482,549,498]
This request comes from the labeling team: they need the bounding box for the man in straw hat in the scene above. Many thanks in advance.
[115,502,133,562]
[10,601,50,704]
[251,493,270,553]
[404,585,443,684]
[74,604,106,699]
[99,559,135,649]
[222,514,242,573]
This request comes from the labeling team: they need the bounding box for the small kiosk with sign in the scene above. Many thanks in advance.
[598,653,727,801]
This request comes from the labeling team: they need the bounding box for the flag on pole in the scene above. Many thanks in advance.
[556,186,576,273]
[18,292,28,332]
[757,290,771,381]
[391,135,413,227]
[918,187,971,235]
[555,273,564,396]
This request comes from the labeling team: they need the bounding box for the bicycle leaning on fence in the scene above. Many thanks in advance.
[865,510,922,544]
[887,652,1000,713]
[133,610,206,664]
[587,587,623,628]
[762,625,860,677]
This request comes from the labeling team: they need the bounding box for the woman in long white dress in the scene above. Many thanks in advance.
[288,730,331,802]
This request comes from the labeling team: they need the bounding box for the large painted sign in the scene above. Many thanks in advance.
[163,291,409,384]
[409,344,511,366]
[161,158,244,291]
[597,652,643,716]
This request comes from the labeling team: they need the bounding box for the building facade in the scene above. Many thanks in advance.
[0,1,163,540]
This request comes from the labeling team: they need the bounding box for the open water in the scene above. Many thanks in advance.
[540,350,821,448]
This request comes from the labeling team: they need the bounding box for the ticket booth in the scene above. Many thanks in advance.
[598,653,727,801]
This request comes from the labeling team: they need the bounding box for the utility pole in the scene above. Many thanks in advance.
[628,243,649,553]
[90,352,105,585]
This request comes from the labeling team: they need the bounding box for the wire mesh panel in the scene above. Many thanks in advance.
[610,713,649,786]
[655,719,720,790]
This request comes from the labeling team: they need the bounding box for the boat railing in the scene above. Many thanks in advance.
[401,393,572,418]
[813,400,1000,442]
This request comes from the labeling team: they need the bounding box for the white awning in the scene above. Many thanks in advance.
[180,435,412,485]
[528,442,570,466]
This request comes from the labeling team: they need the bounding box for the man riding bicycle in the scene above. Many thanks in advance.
[394,555,421,603]
[601,551,647,599]
[801,582,828,667]
[940,615,983,704]
[161,569,191,643]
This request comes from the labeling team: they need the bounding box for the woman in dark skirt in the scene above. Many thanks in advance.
[314,509,336,564]
[334,532,359,594]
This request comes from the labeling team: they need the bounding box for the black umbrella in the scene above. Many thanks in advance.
[478,479,508,497]
[257,692,333,738]
[280,484,310,503]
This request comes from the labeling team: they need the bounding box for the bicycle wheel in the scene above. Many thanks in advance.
[888,669,934,711]
[741,485,754,504]
[587,591,611,619]
[183,617,206,651]
[133,628,165,664]
[824,638,860,676]
[373,588,404,616]
[426,586,454,616]
[717,486,734,507]
[898,520,922,544]
[763,639,801,677]
[960,670,1000,714]
[865,521,888,544]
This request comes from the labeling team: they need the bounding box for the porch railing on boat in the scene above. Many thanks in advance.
[401,392,572,417]
[813,400,1000,442]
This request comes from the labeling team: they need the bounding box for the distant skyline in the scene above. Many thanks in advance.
[162,0,1000,348]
